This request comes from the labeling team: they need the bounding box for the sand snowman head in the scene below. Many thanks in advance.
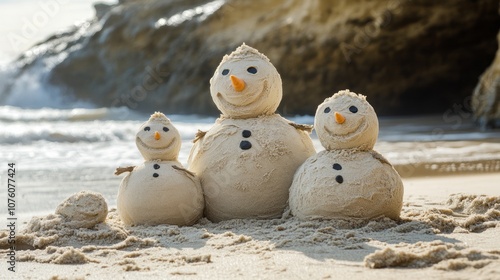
[210,43,282,118]
[135,112,181,161]
[315,90,379,151]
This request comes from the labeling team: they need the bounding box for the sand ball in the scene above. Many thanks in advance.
[55,190,108,229]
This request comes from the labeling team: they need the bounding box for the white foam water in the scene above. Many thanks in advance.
[1,105,498,172]
[0,106,216,169]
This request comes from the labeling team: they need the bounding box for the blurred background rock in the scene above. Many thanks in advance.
[1,0,499,127]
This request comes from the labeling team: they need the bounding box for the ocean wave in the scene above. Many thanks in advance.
[0,106,142,122]
[0,121,135,144]
[0,49,75,108]
[0,112,214,145]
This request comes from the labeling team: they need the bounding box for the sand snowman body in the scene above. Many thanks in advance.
[118,160,203,225]
[290,150,403,220]
[190,115,314,221]
[117,112,204,226]
[289,90,404,220]
[188,44,315,222]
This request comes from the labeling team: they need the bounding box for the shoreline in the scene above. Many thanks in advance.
[394,159,500,178]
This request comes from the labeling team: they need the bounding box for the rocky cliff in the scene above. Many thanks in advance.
[473,15,500,128]
[2,0,499,116]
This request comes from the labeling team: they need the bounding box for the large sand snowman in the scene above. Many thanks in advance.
[116,112,204,226]
[188,44,316,222]
[289,90,404,220]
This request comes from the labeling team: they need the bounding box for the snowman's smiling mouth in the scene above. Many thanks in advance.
[217,80,268,107]
[136,137,175,151]
[324,119,367,139]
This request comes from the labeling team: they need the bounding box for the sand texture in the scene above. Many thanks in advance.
[1,174,499,279]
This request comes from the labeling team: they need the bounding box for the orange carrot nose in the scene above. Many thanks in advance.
[334,112,345,124]
[154,131,161,140]
[230,75,245,92]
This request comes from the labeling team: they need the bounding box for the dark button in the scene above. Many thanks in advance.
[332,163,342,170]
[335,175,343,184]
[242,130,251,138]
[154,164,160,169]
[153,173,159,178]
[240,140,252,150]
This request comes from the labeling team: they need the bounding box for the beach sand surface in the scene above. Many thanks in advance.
[1,173,499,279]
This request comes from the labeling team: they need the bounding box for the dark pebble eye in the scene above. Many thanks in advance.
[332,163,342,170]
[222,69,229,75]
[335,175,343,184]
[247,67,257,74]
[324,107,331,113]
[144,126,150,131]
[349,106,358,113]
[163,127,169,132]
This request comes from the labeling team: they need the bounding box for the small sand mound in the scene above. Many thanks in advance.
[56,190,108,229]
[18,246,97,264]
[0,210,128,250]
[446,194,500,214]
[401,194,500,233]
[364,241,499,270]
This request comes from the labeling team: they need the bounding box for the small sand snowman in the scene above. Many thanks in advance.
[188,43,316,222]
[116,112,204,226]
[289,90,404,220]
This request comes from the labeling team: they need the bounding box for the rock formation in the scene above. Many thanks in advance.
[1,0,499,116]
[473,27,500,129]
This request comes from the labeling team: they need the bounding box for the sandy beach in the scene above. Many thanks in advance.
[1,171,499,280]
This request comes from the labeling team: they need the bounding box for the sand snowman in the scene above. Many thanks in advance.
[289,90,404,220]
[188,44,316,222]
[116,112,204,226]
